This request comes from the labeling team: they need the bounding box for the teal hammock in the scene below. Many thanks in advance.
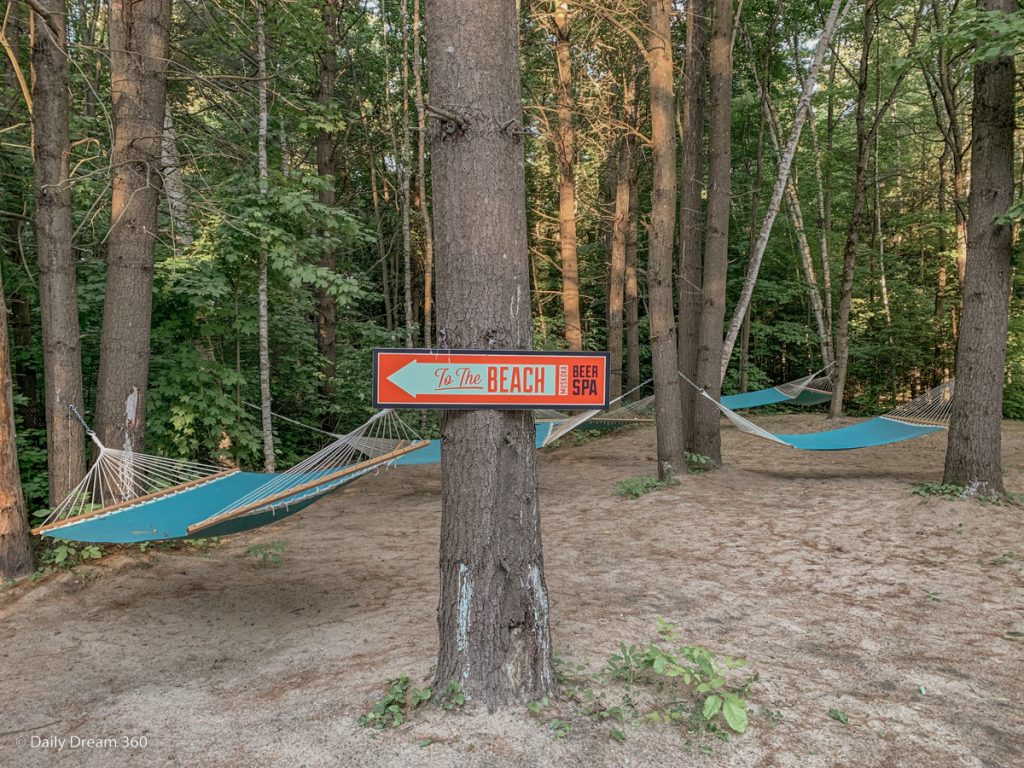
[694,378,954,451]
[34,416,556,544]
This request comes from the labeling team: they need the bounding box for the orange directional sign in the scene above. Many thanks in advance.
[373,348,610,410]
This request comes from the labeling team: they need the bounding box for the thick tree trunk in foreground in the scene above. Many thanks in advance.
[31,0,86,505]
[554,2,582,350]
[316,1,338,403]
[944,0,1015,494]
[677,0,708,450]
[0,265,33,580]
[647,0,683,479]
[425,0,553,708]
[95,0,171,455]
[691,0,732,465]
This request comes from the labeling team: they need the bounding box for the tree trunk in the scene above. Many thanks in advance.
[316,1,338,405]
[625,165,640,395]
[554,2,581,350]
[831,0,874,418]
[691,0,733,465]
[256,0,274,472]
[413,0,434,347]
[161,108,192,247]
[400,0,414,347]
[720,0,850,377]
[95,0,171,456]
[607,78,635,401]
[647,0,683,479]
[31,0,86,505]
[0,263,33,580]
[425,0,553,708]
[943,0,1015,494]
[677,0,708,450]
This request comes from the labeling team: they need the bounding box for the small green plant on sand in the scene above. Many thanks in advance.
[246,541,288,566]
[38,540,104,568]
[358,675,431,729]
[685,453,715,474]
[528,618,756,744]
[615,476,664,499]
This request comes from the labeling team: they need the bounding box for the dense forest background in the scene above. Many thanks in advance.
[1,0,1022,517]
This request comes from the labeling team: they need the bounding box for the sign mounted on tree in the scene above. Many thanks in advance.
[373,349,610,410]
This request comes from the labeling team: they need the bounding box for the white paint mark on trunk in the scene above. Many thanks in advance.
[456,562,473,680]
[527,562,553,689]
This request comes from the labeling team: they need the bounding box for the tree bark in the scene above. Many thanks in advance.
[647,0,683,479]
[400,0,414,347]
[31,0,86,505]
[256,0,274,472]
[0,263,33,580]
[677,0,708,450]
[553,2,581,350]
[95,0,171,456]
[425,0,553,708]
[413,0,434,347]
[625,160,640,395]
[316,1,338,405]
[161,108,192,247]
[607,78,635,401]
[943,0,1015,494]
[691,0,733,465]
[719,0,850,378]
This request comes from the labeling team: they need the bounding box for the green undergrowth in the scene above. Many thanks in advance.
[528,618,758,749]
[912,482,1024,506]
[357,676,464,730]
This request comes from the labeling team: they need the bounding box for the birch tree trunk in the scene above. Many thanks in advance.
[647,0,683,479]
[31,0,86,505]
[677,0,708,449]
[425,0,553,708]
[161,109,192,247]
[719,0,851,378]
[943,0,1015,494]
[95,0,171,456]
[554,2,582,350]
[0,264,33,579]
[256,0,274,472]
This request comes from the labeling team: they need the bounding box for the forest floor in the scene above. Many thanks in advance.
[1,414,1022,768]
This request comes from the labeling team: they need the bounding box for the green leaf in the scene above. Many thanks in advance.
[610,728,626,743]
[722,695,748,733]
[702,695,723,720]
[828,708,849,725]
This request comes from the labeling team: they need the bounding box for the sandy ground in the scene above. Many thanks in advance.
[1,415,1022,768]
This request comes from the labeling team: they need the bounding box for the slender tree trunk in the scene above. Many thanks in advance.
[316,1,338,405]
[256,0,274,472]
[607,78,635,401]
[400,0,414,346]
[0,263,33,579]
[413,0,434,347]
[32,0,86,505]
[691,0,733,465]
[677,0,708,450]
[625,166,640,395]
[95,0,171,455]
[647,0,683,479]
[720,0,850,377]
[831,0,875,418]
[809,106,833,342]
[554,2,581,350]
[943,0,1015,494]
[161,108,192,247]
[425,0,553,707]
